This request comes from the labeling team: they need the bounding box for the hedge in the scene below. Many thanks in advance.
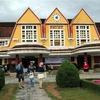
[56,60,80,88]
[0,68,5,89]
[80,79,100,92]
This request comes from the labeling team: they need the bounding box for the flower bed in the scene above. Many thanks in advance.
[80,79,100,92]
[92,80,100,84]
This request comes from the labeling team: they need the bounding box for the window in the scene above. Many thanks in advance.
[22,25,37,43]
[76,25,90,46]
[0,40,9,46]
[50,26,64,46]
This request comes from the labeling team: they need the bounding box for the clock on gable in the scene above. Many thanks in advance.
[53,14,61,22]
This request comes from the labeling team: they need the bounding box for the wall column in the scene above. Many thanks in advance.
[2,59,4,65]
[91,56,94,69]
[84,53,88,63]
[8,59,11,64]
[74,56,77,64]
[38,54,43,64]
[15,54,19,65]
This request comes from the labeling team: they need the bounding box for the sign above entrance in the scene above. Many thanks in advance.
[45,57,70,64]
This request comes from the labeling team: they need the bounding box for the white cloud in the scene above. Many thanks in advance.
[0,0,100,22]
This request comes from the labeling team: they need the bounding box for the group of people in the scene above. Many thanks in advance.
[16,61,45,89]
[16,60,89,89]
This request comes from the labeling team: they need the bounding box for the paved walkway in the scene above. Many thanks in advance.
[6,74,55,100]
[5,73,100,100]
[16,79,51,100]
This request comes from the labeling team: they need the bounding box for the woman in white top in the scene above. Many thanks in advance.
[38,62,44,89]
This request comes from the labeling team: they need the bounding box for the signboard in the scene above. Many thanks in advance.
[45,57,70,64]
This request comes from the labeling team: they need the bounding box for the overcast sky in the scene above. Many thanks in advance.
[0,0,100,22]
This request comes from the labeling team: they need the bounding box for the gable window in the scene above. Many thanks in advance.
[76,25,90,46]
[50,26,64,46]
[0,40,9,46]
[21,25,37,43]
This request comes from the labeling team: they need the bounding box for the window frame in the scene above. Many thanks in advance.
[21,25,38,43]
[76,25,90,46]
[0,40,9,46]
[49,25,65,47]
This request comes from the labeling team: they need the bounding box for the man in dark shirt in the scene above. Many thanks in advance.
[16,61,24,89]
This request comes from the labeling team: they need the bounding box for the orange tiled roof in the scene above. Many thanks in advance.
[95,22,100,35]
[0,20,100,38]
[0,22,15,37]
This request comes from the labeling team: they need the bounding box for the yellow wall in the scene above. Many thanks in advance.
[8,8,100,48]
[41,25,70,47]
[18,8,41,24]
[73,9,94,24]
[9,25,41,48]
[71,9,99,46]
[46,8,68,24]
[44,8,70,47]
[72,24,99,46]
[90,25,99,42]
[9,8,41,48]
[9,25,21,48]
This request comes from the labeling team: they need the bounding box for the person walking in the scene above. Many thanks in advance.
[28,69,34,87]
[50,64,54,74]
[38,62,44,89]
[27,62,35,73]
[16,61,24,89]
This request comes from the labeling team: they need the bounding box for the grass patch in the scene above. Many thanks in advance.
[0,83,18,100]
[43,82,59,100]
[43,82,100,100]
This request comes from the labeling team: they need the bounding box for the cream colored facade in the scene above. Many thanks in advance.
[0,8,100,70]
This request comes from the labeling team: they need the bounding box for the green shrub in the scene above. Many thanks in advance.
[80,79,100,92]
[0,68,5,89]
[56,60,80,88]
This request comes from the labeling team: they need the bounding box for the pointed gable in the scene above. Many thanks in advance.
[45,8,69,24]
[71,8,94,24]
[17,8,41,24]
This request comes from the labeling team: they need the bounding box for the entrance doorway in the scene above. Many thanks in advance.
[22,56,38,71]
[77,55,91,69]
[77,56,84,69]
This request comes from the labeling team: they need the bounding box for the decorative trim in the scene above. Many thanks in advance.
[40,38,47,41]
[68,38,74,40]
[7,50,50,55]
[0,55,10,57]
[12,38,19,41]
[15,42,43,46]
[94,38,99,41]
[72,48,100,55]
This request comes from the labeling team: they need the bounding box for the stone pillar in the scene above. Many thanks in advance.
[2,59,4,65]
[74,56,77,64]
[15,54,19,65]
[91,56,94,69]
[84,53,88,63]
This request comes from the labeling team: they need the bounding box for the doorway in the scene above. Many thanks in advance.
[22,56,38,71]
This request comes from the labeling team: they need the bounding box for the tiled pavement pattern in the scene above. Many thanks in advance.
[5,72,100,100]
[16,80,52,100]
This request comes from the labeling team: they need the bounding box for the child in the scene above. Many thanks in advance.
[29,69,34,87]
